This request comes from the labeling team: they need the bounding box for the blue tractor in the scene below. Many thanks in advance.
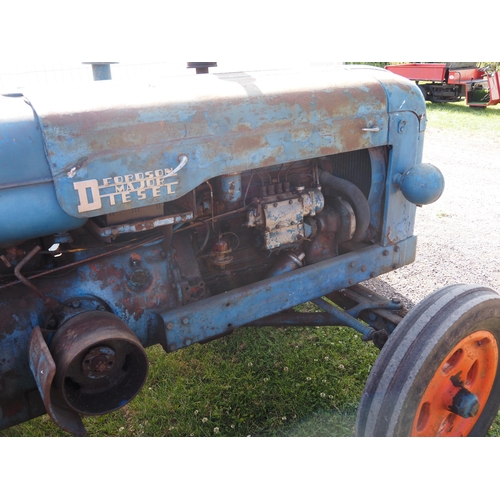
[1,63,498,436]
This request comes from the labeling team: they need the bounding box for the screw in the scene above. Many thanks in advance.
[167,322,175,330]
[382,250,389,256]
[181,317,190,325]
[71,300,80,308]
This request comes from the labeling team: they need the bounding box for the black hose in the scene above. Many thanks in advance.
[319,169,370,243]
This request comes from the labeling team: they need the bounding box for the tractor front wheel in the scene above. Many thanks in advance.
[356,284,500,436]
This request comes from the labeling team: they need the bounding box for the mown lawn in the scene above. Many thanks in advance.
[426,99,500,135]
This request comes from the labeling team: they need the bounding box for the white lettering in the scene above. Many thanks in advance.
[74,179,102,213]
[166,182,178,194]
[73,169,180,213]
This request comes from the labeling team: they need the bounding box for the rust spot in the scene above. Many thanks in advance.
[235,123,253,132]
[233,134,266,155]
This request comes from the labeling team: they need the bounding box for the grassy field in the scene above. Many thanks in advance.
[426,99,500,135]
[2,100,500,438]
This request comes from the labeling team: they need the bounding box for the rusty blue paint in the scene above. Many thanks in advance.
[24,67,396,219]
[160,237,417,351]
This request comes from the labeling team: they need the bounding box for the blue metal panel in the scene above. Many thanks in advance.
[0,95,86,245]
[0,183,87,245]
[0,95,52,184]
[381,111,421,245]
[25,67,393,219]
[161,237,417,351]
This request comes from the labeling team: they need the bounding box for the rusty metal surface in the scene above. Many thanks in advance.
[49,311,148,415]
[28,326,86,436]
[25,67,396,219]
[87,209,193,238]
[0,235,172,420]
[161,237,417,352]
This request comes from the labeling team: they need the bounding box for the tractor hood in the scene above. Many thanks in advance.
[24,66,424,218]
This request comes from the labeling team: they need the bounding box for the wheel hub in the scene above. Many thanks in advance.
[449,387,480,419]
[82,346,116,378]
[412,330,498,436]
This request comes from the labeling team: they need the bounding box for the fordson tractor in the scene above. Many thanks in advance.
[1,63,499,436]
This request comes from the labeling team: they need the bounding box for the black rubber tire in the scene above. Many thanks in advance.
[418,84,428,102]
[356,284,500,436]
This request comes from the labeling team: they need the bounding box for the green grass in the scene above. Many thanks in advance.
[426,100,500,135]
[1,323,378,437]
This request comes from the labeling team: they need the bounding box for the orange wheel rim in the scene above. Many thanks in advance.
[412,330,498,436]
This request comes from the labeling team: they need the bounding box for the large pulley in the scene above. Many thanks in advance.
[29,311,148,435]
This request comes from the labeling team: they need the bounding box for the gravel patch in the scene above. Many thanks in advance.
[366,126,500,311]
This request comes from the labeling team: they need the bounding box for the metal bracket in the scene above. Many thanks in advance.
[28,326,86,436]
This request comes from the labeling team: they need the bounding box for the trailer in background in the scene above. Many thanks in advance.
[385,62,500,107]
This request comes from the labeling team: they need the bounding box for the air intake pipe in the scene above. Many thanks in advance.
[319,170,370,242]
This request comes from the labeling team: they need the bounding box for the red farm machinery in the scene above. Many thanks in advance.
[385,62,500,107]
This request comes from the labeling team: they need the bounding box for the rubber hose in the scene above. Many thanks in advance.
[319,169,370,242]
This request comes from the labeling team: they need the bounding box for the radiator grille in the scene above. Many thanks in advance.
[327,149,372,198]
